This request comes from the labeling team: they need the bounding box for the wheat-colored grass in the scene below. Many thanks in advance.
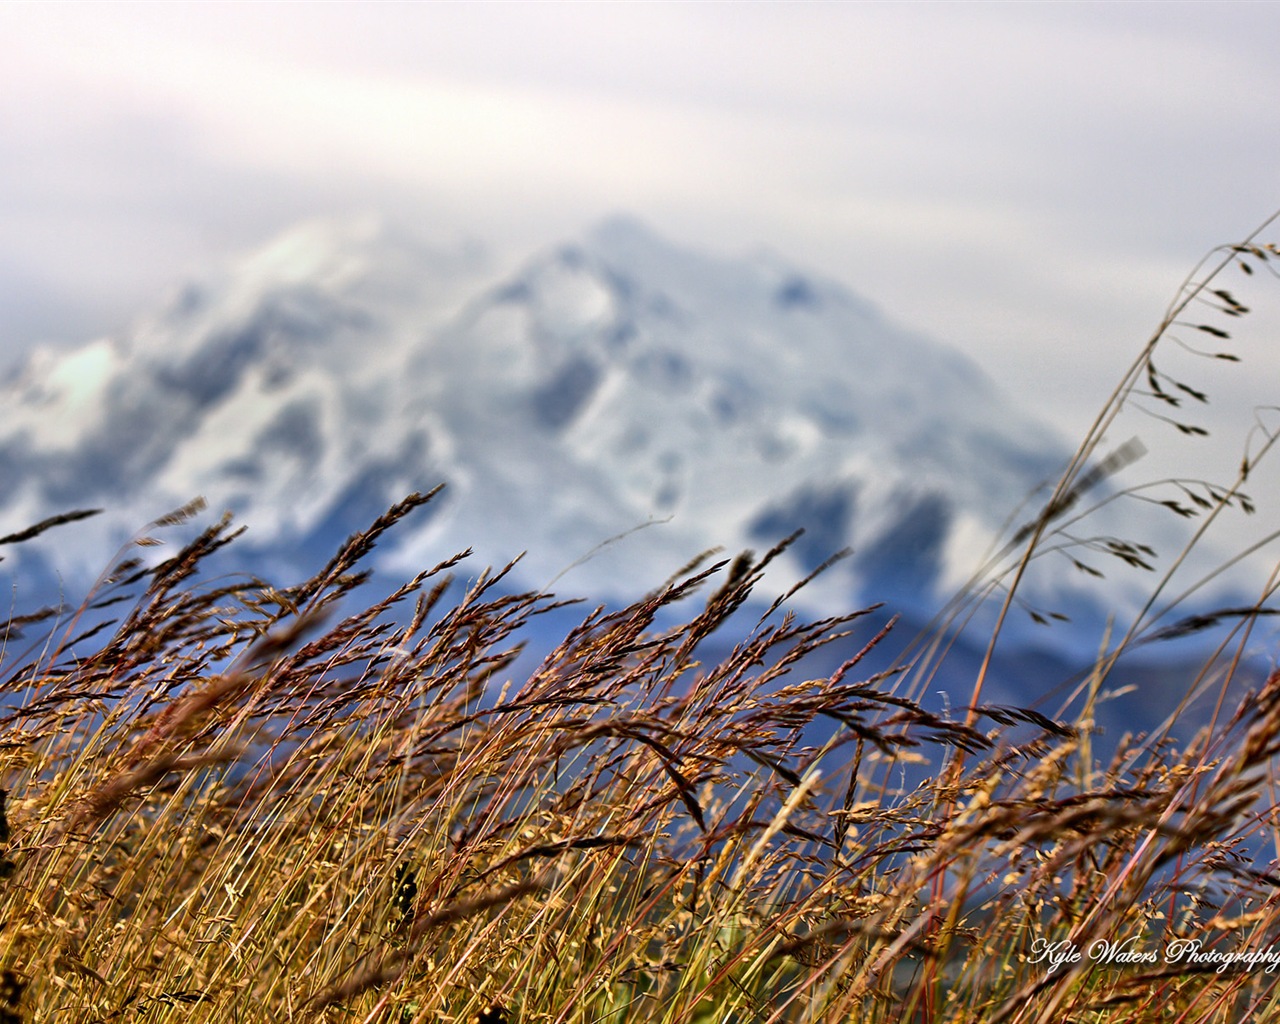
[1,218,1279,1024]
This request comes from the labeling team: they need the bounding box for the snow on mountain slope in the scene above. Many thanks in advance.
[390,216,1071,608]
[1,214,1101,629]
[1,217,486,555]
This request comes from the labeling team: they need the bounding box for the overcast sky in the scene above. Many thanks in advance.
[4,1,1280,490]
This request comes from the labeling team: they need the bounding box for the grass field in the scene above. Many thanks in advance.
[1,222,1279,1023]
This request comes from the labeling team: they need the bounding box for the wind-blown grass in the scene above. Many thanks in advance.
[1,218,1279,1024]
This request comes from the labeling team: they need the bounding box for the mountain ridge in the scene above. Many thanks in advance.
[1,215,1113,642]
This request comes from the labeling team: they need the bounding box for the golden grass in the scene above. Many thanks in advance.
[0,490,1275,1024]
[0,218,1279,1023]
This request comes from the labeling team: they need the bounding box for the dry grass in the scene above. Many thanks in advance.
[1,219,1279,1024]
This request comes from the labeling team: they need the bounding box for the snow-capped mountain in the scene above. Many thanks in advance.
[2,215,1088,626]
[390,216,1072,607]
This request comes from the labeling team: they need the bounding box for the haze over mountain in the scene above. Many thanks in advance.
[2,215,1166,649]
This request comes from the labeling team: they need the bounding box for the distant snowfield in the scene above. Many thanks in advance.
[0,214,1259,653]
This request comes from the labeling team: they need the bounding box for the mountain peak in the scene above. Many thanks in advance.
[586,213,673,252]
[579,215,733,291]
[2,214,1079,628]
[241,214,388,285]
